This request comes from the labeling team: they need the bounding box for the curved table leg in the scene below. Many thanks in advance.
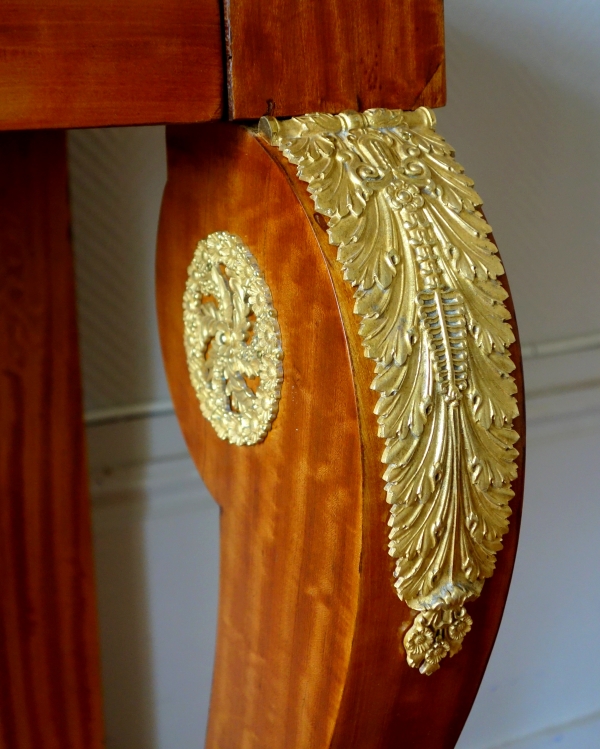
[156,116,525,749]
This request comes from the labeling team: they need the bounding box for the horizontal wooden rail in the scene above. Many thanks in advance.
[0,0,223,130]
[0,0,444,131]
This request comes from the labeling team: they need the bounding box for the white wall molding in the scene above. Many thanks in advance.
[85,399,175,426]
[91,455,212,535]
[487,709,600,749]
[521,330,600,360]
[86,335,600,531]
[524,341,600,430]
[83,329,600,442]
[86,408,212,535]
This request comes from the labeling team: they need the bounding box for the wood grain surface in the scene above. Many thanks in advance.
[0,131,104,749]
[157,123,363,748]
[0,0,223,131]
[225,0,445,120]
[156,123,525,747]
[0,0,444,130]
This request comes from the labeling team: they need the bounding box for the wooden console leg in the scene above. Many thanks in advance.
[0,131,104,749]
[157,118,525,748]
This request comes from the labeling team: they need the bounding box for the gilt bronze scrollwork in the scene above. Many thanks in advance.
[261,108,519,674]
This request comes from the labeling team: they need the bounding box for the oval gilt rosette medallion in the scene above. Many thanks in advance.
[183,231,283,446]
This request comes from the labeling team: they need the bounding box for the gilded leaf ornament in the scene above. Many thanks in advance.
[260,108,519,674]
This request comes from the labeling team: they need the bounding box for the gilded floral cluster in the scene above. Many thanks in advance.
[404,607,473,675]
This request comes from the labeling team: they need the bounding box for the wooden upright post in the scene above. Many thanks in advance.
[0,131,104,749]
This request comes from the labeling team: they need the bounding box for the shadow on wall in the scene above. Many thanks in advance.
[68,126,170,749]
[68,126,171,412]
[90,459,220,749]
[93,513,158,749]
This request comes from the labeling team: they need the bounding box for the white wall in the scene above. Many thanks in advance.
[439,2,600,746]
[68,2,600,746]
